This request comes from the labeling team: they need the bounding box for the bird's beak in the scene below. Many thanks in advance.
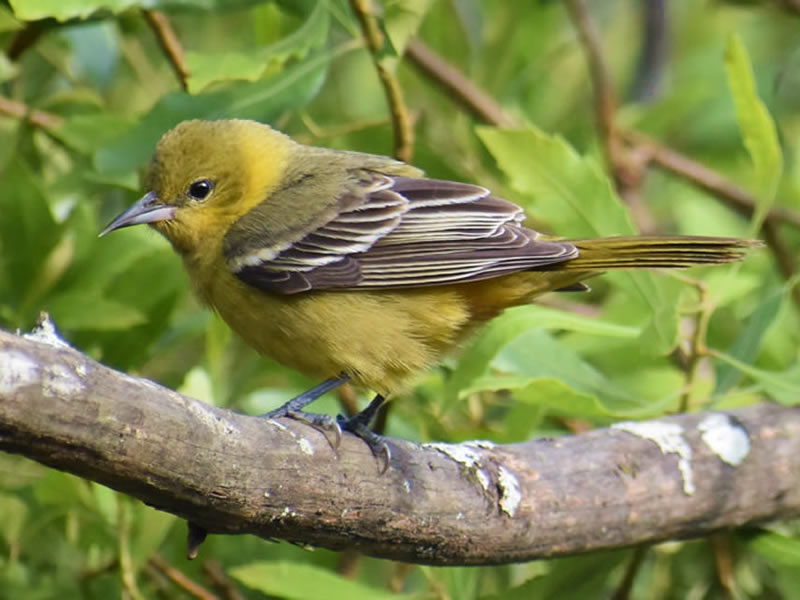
[99,191,175,237]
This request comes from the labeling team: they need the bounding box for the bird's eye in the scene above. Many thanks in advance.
[187,179,214,201]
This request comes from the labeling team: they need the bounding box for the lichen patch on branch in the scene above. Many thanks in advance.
[612,421,696,495]
[0,350,39,394]
[698,413,750,466]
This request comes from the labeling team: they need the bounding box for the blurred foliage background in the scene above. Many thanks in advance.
[1,0,799,598]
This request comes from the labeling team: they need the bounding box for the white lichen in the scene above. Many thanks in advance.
[424,442,491,491]
[613,421,696,495]
[185,399,240,437]
[0,350,40,394]
[496,466,521,517]
[297,437,315,456]
[23,315,72,349]
[42,363,85,398]
[698,413,750,466]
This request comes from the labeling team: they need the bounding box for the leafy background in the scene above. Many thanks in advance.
[1,0,799,598]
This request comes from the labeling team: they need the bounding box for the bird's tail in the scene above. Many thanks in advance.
[561,236,762,270]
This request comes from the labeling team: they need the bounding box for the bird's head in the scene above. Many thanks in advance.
[101,119,293,256]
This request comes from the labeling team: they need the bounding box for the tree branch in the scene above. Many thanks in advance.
[1,326,799,565]
[349,0,414,162]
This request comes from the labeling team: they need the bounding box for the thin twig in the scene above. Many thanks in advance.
[672,275,712,413]
[404,38,517,127]
[149,554,219,600]
[0,95,63,130]
[5,22,47,61]
[564,0,616,159]
[611,546,648,600]
[762,220,800,311]
[710,533,737,600]
[563,0,651,227]
[142,9,189,91]
[622,130,800,230]
[348,0,414,162]
[118,501,146,600]
[202,561,245,600]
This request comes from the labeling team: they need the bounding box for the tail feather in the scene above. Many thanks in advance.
[562,236,762,270]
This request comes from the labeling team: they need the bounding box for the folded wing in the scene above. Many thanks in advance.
[228,174,578,294]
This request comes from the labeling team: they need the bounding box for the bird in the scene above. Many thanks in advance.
[101,118,759,464]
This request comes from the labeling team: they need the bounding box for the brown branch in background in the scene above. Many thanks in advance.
[563,0,654,229]
[623,131,800,312]
[710,533,737,600]
[202,561,245,600]
[143,9,190,91]
[610,546,648,600]
[349,0,414,162]
[405,38,517,127]
[149,554,219,600]
[0,95,63,130]
[5,22,48,61]
[621,130,800,229]
[762,221,800,310]
[564,0,617,159]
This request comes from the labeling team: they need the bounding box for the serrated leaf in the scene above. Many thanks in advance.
[724,34,783,231]
[476,126,676,354]
[231,561,409,600]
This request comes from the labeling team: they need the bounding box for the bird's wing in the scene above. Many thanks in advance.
[228,174,578,294]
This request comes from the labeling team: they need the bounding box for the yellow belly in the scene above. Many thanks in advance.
[190,255,588,395]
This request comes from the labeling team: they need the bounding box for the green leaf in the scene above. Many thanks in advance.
[748,531,800,566]
[448,305,639,404]
[0,6,22,32]
[94,43,352,176]
[0,494,28,551]
[231,561,409,600]
[8,0,140,21]
[712,350,800,405]
[129,505,176,571]
[51,113,135,155]
[496,329,663,414]
[476,126,677,354]
[44,292,147,331]
[385,0,434,56]
[476,127,636,237]
[0,159,61,310]
[186,1,330,93]
[724,34,783,231]
[714,287,784,395]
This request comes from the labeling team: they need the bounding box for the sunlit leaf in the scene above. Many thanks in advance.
[724,34,783,231]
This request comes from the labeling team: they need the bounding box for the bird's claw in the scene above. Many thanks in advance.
[263,408,343,450]
[337,414,392,474]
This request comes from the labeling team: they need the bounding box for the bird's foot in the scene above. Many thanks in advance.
[263,404,343,449]
[260,375,349,449]
[336,394,391,473]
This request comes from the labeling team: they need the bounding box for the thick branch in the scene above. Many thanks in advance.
[1,327,799,565]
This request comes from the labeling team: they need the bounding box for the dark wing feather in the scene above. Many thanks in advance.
[231,175,578,294]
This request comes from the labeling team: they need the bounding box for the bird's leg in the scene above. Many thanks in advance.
[337,394,391,473]
[261,374,350,447]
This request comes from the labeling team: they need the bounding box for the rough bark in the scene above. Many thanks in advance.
[0,326,798,565]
